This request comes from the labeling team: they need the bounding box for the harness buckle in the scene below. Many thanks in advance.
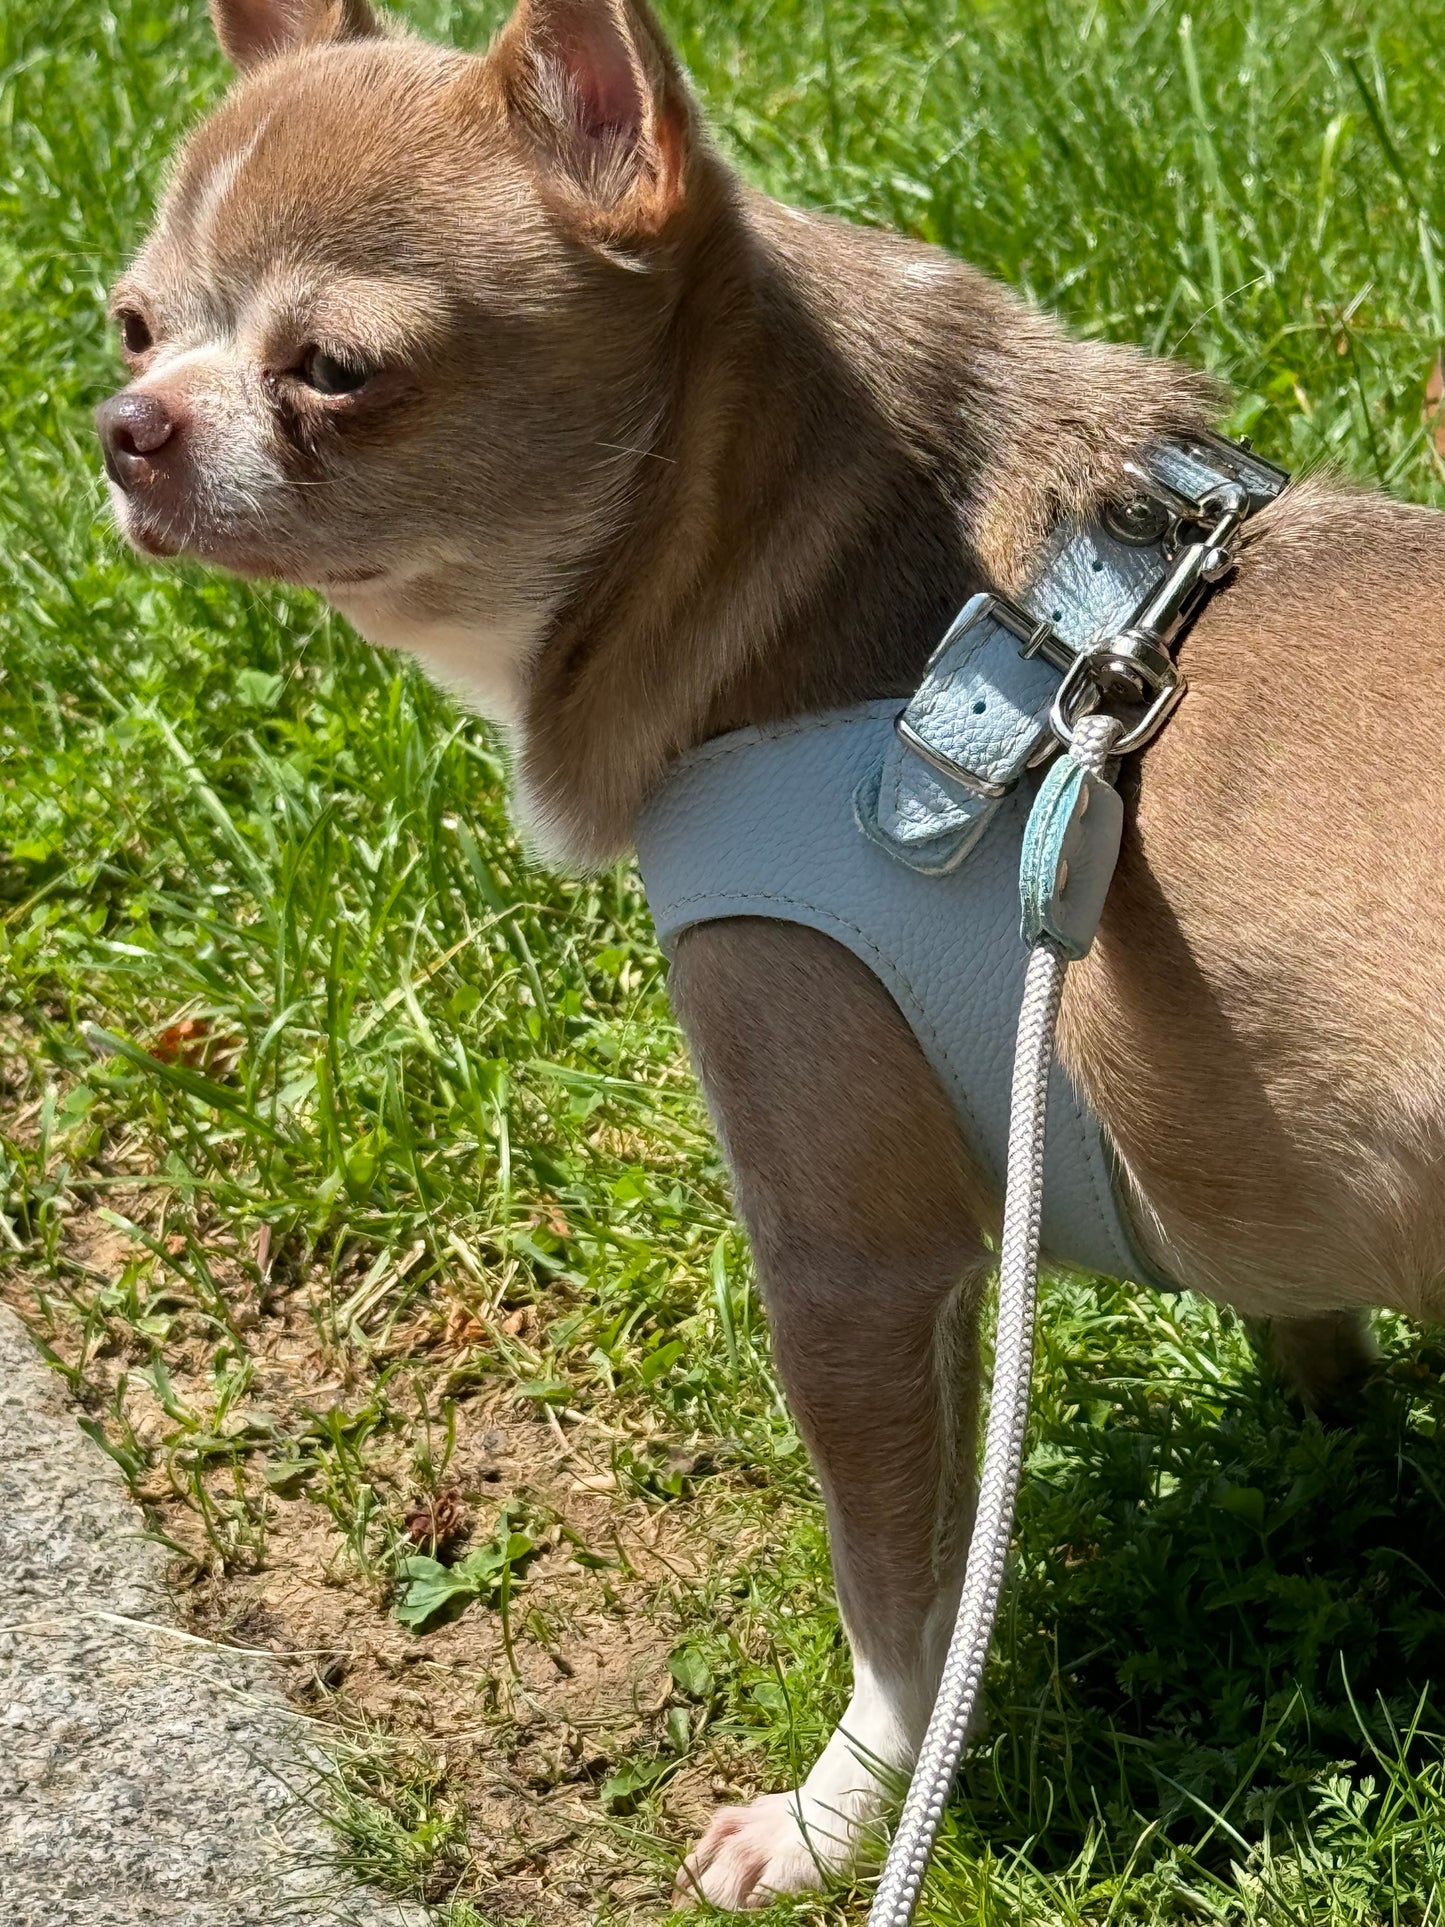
[894,591,1070,799]
[958,589,1071,670]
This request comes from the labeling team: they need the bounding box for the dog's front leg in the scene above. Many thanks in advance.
[667,917,992,1910]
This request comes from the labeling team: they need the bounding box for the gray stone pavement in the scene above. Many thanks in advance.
[0,1307,429,1927]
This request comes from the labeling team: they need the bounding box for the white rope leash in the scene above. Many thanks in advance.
[866,713,1124,1927]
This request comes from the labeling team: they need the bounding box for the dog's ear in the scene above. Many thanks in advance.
[209,0,381,71]
[489,0,693,241]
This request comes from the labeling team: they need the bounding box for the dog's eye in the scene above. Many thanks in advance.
[117,310,152,355]
[296,346,374,396]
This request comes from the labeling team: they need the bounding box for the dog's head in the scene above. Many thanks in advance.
[98,0,711,713]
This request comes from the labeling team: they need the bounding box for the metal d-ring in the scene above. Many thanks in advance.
[1050,649,1187,759]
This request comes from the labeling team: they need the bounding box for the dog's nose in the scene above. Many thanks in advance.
[95,389,179,491]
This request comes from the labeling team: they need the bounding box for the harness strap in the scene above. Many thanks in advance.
[639,427,1290,1919]
[860,430,1288,872]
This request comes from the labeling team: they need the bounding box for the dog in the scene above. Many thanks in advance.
[96,0,1445,1908]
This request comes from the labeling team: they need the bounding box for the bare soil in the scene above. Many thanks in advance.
[3,1205,791,1924]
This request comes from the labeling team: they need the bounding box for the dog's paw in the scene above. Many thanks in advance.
[673,1790,843,1910]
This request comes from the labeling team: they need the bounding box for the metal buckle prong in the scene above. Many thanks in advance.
[964,591,1068,669]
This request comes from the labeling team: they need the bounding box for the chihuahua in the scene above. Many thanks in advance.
[98,0,1445,1908]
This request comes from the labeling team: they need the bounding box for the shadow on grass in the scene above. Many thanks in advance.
[638,1283,1445,1922]
[958,1280,1445,1889]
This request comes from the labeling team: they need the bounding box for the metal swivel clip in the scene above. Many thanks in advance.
[1050,476,1251,757]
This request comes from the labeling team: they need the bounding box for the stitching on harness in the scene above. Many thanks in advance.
[660,886,991,1156]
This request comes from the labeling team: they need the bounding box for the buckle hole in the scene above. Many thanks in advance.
[972,700,986,715]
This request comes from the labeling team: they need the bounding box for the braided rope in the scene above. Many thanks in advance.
[866,713,1123,1927]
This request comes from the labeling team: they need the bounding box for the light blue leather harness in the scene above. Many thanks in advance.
[635,432,1288,1282]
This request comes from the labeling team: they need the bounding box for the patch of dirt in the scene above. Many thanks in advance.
[3,1201,787,1924]
[186,1402,738,1920]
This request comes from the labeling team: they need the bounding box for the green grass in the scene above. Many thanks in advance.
[5,0,1445,1920]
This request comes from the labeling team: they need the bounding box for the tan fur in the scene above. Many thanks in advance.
[1065,479,1445,1322]
[99,0,1444,1904]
